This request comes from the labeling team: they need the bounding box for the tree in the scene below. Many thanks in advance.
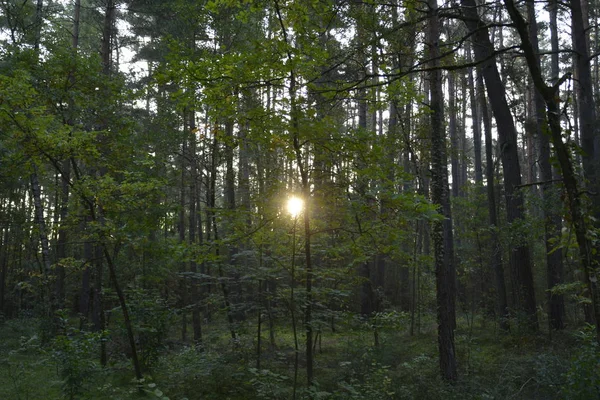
[428,0,457,381]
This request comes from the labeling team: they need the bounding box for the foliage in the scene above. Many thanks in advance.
[110,289,177,371]
[561,326,600,399]
[51,311,105,400]
[0,318,56,400]
[248,367,291,399]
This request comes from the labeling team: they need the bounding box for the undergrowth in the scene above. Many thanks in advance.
[0,313,598,399]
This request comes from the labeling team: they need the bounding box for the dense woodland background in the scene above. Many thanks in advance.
[1,0,600,398]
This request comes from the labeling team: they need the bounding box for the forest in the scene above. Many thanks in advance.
[1,0,600,398]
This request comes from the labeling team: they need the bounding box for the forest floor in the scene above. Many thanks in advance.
[0,312,598,399]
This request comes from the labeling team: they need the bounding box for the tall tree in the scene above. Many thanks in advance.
[428,0,457,381]
[523,0,565,331]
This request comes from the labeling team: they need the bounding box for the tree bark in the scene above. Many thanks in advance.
[478,67,509,331]
[524,0,565,331]
[188,112,202,345]
[428,0,457,381]
[179,133,187,341]
[30,164,52,314]
[467,41,483,185]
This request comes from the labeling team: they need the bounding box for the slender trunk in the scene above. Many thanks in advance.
[256,279,262,370]
[79,220,92,321]
[30,165,52,314]
[572,0,598,180]
[34,0,43,51]
[179,134,187,341]
[100,0,114,75]
[468,42,483,185]
[524,0,565,331]
[547,0,565,332]
[460,70,468,190]
[478,69,509,331]
[290,218,299,400]
[428,0,457,381]
[449,71,460,198]
[92,243,106,366]
[575,0,600,329]
[57,0,80,312]
[209,137,236,339]
[188,114,202,345]
[55,160,69,310]
[0,210,10,314]
[103,246,142,379]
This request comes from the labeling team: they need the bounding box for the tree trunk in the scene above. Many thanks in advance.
[428,0,457,381]
[208,136,237,339]
[55,0,79,311]
[449,70,460,198]
[179,134,187,341]
[572,1,600,324]
[0,206,10,315]
[478,64,510,332]
[524,0,565,331]
[468,42,483,185]
[30,164,52,314]
[188,112,202,345]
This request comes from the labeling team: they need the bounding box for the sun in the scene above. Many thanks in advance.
[287,196,304,218]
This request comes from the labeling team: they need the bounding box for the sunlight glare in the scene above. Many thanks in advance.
[287,196,304,218]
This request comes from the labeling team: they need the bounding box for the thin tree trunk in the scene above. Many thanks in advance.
[208,136,237,340]
[92,243,106,366]
[79,220,92,321]
[55,0,79,311]
[0,204,11,315]
[102,246,142,379]
[478,69,509,332]
[188,113,202,345]
[571,1,600,323]
[33,0,43,51]
[468,41,483,185]
[179,133,187,342]
[524,0,565,331]
[428,0,457,381]
[449,70,460,198]
[30,165,52,314]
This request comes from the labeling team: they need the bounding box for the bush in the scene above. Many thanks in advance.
[52,311,105,399]
[561,326,600,399]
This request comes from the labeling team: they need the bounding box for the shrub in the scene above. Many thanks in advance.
[561,326,600,399]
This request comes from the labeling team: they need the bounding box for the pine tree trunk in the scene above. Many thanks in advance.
[478,65,509,332]
[188,112,202,345]
[30,165,52,314]
[468,41,483,185]
[179,135,187,341]
[524,0,565,331]
[0,205,10,315]
[428,0,457,381]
